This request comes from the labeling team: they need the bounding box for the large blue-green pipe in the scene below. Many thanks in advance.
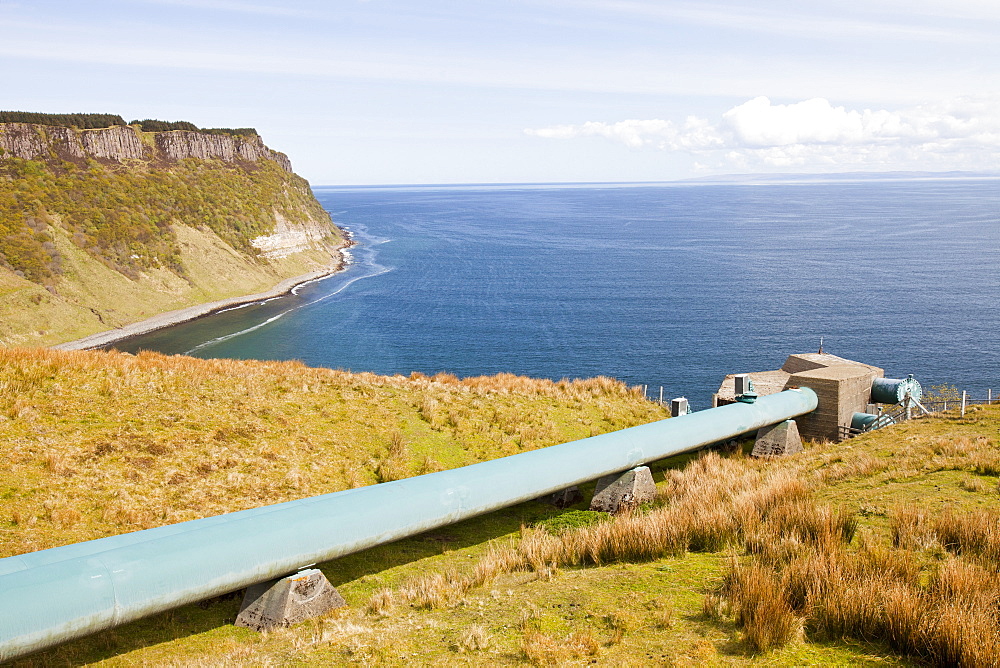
[0,388,816,660]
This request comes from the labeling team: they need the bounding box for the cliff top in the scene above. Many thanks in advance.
[0,111,257,138]
[0,120,291,172]
[0,119,319,288]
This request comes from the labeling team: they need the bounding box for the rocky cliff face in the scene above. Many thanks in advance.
[0,123,292,172]
[0,120,346,346]
[252,211,341,259]
[155,131,293,171]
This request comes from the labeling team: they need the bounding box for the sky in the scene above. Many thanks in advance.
[2,0,1000,184]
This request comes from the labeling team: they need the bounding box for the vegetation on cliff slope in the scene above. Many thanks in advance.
[0,112,127,129]
[0,156,327,284]
[130,119,258,137]
[3,348,999,666]
[0,111,256,137]
[0,120,343,346]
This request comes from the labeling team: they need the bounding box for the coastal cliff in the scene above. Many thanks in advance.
[0,119,346,347]
[0,123,293,171]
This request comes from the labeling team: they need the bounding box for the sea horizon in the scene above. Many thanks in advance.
[313,170,1000,191]
[112,178,1000,406]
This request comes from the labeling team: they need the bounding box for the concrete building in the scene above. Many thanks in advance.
[713,353,884,442]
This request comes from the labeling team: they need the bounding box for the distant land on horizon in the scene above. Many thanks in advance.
[318,170,1000,190]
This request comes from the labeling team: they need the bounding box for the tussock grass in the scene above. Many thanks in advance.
[717,536,1000,665]
[706,426,1000,665]
[930,508,1000,566]
[521,629,600,665]
[7,349,1000,666]
[719,561,802,651]
[0,346,666,557]
[360,406,1000,664]
[367,451,847,612]
[456,624,491,652]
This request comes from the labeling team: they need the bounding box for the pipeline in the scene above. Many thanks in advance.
[0,387,816,660]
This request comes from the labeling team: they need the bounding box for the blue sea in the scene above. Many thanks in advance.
[113,179,1000,406]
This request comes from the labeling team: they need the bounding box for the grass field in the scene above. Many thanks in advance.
[3,348,998,666]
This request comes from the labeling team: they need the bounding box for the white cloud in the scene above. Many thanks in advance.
[526,96,1000,171]
[721,97,898,147]
[526,116,725,150]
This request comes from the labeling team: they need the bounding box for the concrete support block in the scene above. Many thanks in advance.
[670,397,689,417]
[786,365,881,442]
[752,420,803,458]
[589,466,657,514]
[548,486,583,508]
[235,568,345,632]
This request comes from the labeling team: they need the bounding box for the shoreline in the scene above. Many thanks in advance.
[52,238,355,352]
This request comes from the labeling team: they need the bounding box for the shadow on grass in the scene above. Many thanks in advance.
[10,447,718,666]
[323,484,603,589]
[699,611,921,665]
[10,596,247,668]
[324,448,711,591]
[10,490,592,666]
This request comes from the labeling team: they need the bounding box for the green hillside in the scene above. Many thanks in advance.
[0,120,345,347]
[3,348,998,666]
[0,156,327,284]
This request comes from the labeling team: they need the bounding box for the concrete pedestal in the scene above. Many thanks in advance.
[548,486,583,508]
[752,420,803,458]
[235,568,345,632]
[589,466,657,514]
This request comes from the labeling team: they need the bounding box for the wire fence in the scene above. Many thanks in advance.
[840,390,997,438]
[643,384,997,424]
[921,392,997,415]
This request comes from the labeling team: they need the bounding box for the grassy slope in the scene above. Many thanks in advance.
[3,349,998,666]
[0,347,667,557]
[0,223,339,347]
[0,145,344,347]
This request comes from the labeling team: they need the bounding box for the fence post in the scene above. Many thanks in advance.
[961,391,967,417]
[659,386,664,404]
[990,389,993,404]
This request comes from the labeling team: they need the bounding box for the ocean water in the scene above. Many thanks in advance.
[112,180,1000,406]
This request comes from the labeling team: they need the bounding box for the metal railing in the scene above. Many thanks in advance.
[840,389,996,439]
[922,390,996,417]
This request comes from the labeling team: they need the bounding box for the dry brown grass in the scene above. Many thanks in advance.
[521,629,600,665]
[959,475,992,493]
[499,453,821,571]
[930,508,1000,566]
[971,449,1000,476]
[719,561,802,651]
[456,624,491,652]
[359,434,1000,663]
[367,450,840,615]
[818,452,890,482]
[891,505,938,551]
[714,509,1000,664]
[0,346,667,557]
